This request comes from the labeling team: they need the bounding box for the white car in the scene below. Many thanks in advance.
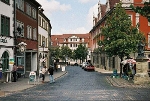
[82,62,88,69]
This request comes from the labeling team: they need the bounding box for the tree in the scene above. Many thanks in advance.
[74,44,88,63]
[60,46,72,62]
[130,1,150,22]
[50,47,61,61]
[99,2,145,76]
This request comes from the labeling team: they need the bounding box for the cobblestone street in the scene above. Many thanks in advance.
[1,66,150,101]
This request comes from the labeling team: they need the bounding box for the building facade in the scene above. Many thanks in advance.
[0,0,14,74]
[38,8,52,68]
[90,0,150,71]
[15,0,41,73]
[51,34,91,63]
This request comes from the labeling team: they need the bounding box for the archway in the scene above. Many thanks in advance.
[1,51,9,71]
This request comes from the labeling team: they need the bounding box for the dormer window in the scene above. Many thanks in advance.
[64,38,66,42]
[82,38,84,42]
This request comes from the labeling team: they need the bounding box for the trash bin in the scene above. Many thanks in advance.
[112,69,118,78]
[0,68,2,79]
[62,66,65,72]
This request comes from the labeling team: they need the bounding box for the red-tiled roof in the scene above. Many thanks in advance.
[51,33,91,47]
[109,0,120,9]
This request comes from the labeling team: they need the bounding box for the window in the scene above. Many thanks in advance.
[38,34,41,46]
[42,36,45,47]
[16,21,24,37]
[1,0,9,4]
[16,0,24,11]
[45,22,47,30]
[1,15,10,36]
[42,19,45,28]
[32,8,36,19]
[148,21,150,26]
[33,28,37,40]
[128,15,133,25]
[38,16,41,26]
[17,57,24,66]
[64,38,66,42]
[46,23,48,31]
[148,34,150,48]
[82,38,84,42]
[26,3,31,16]
[46,38,48,47]
[27,26,32,39]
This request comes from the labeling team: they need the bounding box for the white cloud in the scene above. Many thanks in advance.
[53,27,89,34]
[36,0,71,16]
[78,0,91,3]
[87,4,98,27]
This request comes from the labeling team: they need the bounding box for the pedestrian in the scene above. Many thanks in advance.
[12,63,17,82]
[48,66,55,83]
[41,66,47,83]
[131,64,136,80]
[54,62,57,72]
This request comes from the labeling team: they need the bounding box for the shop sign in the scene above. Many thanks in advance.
[0,38,7,43]
[9,58,14,65]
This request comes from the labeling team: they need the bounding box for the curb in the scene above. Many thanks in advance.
[0,71,67,97]
[106,76,150,88]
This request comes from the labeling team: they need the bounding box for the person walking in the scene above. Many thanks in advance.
[48,66,55,83]
[12,63,17,82]
[41,66,47,83]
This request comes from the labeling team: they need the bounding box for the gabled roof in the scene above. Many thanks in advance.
[100,4,106,17]
[109,0,120,9]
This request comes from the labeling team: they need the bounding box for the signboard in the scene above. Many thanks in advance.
[0,38,7,43]
[9,58,14,65]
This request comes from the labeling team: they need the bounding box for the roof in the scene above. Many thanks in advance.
[51,33,91,47]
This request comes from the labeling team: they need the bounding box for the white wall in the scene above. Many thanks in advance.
[0,0,14,70]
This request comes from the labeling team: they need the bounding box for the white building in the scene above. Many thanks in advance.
[0,0,14,72]
[38,8,52,68]
[51,34,91,64]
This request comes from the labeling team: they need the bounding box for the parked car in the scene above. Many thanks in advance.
[84,64,95,71]
[82,62,89,69]
[73,63,78,66]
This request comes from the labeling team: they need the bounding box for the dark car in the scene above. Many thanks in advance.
[73,63,78,66]
[84,64,95,71]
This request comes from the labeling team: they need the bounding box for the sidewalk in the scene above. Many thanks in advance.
[95,67,150,88]
[0,70,67,97]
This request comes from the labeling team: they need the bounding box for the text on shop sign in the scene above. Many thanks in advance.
[0,38,7,43]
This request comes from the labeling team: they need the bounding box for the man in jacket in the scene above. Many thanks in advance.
[48,66,55,83]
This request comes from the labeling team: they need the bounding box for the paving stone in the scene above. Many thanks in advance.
[0,66,150,100]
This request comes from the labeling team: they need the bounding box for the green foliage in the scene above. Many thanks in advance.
[130,2,150,22]
[50,47,61,59]
[60,46,72,61]
[100,2,145,59]
[74,44,88,61]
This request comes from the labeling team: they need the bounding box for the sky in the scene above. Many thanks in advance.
[36,0,107,35]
